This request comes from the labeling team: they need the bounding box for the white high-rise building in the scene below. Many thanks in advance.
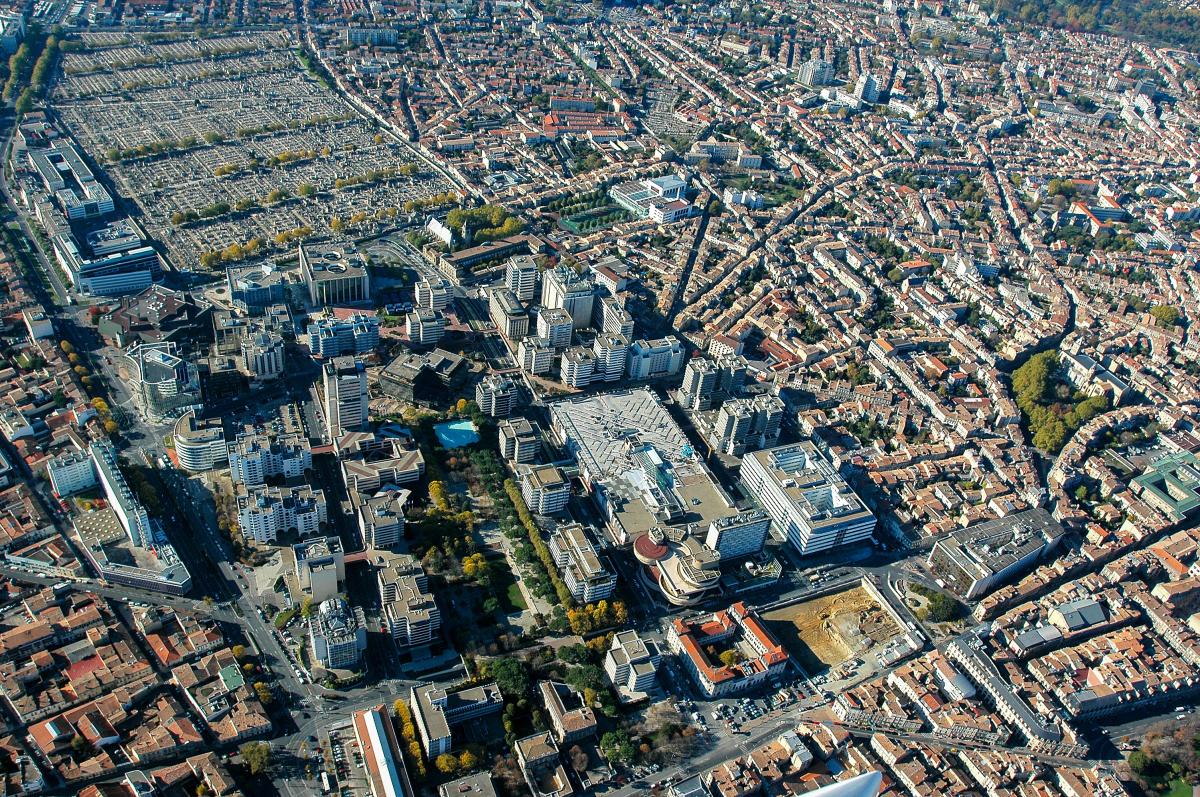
[549,523,616,603]
[627,336,685,379]
[46,449,98,496]
[92,441,154,549]
[521,465,571,515]
[799,57,834,86]
[541,267,595,332]
[592,333,628,383]
[237,485,327,544]
[537,308,573,348]
[242,332,286,380]
[854,71,880,103]
[505,254,540,302]
[306,314,379,358]
[518,336,554,374]
[324,357,369,439]
[596,295,635,338]
[476,375,518,417]
[561,346,595,388]
[680,358,719,410]
[415,279,451,311]
[499,418,539,463]
[741,442,875,556]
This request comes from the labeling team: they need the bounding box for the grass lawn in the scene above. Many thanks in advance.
[274,609,297,629]
[489,555,528,613]
[1167,779,1192,797]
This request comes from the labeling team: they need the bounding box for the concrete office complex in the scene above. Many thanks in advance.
[505,254,539,302]
[609,175,688,219]
[627,337,685,379]
[294,537,345,602]
[173,411,227,471]
[541,267,595,332]
[123,342,201,421]
[537,308,574,349]
[29,143,114,219]
[376,551,440,647]
[300,242,371,305]
[520,465,571,516]
[415,279,451,311]
[307,314,380,358]
[308,598,367,670]
[379,349,469,403]
[489,287,530,341]
[241,332,286,381]
[410,682,504,757]
[339,432,427,491]
[46,449,98,497]
[227,263,287,310]
[596,295,635,339]
[928,509,1066,600]
[547,389,742,545]
[704,510,771,559]
[667,602,789,697]
[680,359,719,410]
[499,418,539,463]
[1132,450,1200,522]
[324,357,369,438]
[741,442,875,556]
[476,375,518,417]
[549,523,616,603]
[633,525,722,606]
[52,221,163,296]
[68,442,192,595]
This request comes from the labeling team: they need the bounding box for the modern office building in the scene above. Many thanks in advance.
[123,342,201,421]
[406,309,446,346]
[537,308,574,349]
[29,143,114,219]
[549,523,616,603]
[704,510,771,559]
[489,287,530,341]
[518,336,554,375]
[560,346,596,388]
[52,220,163,297]
[173,411,227,471]
[410,682,504,757]
[379,349,468,403]
[236,484,327,544]
[506,254,540,302]
[499,418,539,463]
[632,525,722,606]
[476,375,518,417]
[295,537,346,602]
[928,510,1066,599]
[227,263,287,310]
[592,333,629,383]
[376,551,440,646]
[68,441,191,595]
[98,284,212,348]
[307,314,380,358]
[358,492,406,549]
[609,175,688,219]
[308,598,367,670]
[300,242,371,305]
[323,357,369,439]
[521,465,571,516]
[228,431,312,485]
[627,337,685,379]
[741,442,875,556]
[541,267,595,332]
[667,602,789,697]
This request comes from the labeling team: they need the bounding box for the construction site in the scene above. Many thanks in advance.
[761,584,905,676]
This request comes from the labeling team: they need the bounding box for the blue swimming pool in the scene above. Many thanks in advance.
[434,419,480,448]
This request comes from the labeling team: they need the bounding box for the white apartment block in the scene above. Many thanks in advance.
[521,465,571,516]
[227,432,312,486]
[519,336,554,374]
[237,485,327,545]
[549,523,616,603]
[704,510,772,559]
[627,336,684,379]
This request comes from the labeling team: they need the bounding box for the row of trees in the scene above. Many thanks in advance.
[199,237,266,269]
[402,192,458,214]
[106,136,201,163]
[392,699,427,779]
[504,478,574,607]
